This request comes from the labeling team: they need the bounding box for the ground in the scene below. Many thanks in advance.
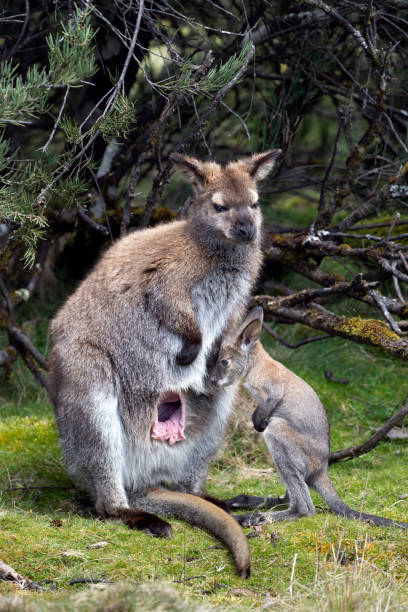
[0,322,408,611]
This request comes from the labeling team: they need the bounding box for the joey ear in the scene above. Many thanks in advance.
[237,307,264,351]
[170,153,206,190]
[245,149,282,182]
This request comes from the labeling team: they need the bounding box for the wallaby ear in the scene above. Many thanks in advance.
[237,306,264,351]
[243,149,282,183]
[170,153,206,190]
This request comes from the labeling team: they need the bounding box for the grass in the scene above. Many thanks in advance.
[1,317,408,611]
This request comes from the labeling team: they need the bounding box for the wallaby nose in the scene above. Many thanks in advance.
[252,408,268,432]
[236,221,255,242]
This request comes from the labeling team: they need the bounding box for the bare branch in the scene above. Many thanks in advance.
[329,401,408,464]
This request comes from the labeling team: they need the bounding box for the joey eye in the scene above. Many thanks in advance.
[250,202,258,209]
[221,359,230,367]
[213,204,228,213]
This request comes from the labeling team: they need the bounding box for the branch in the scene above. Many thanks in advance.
[329,401,408,464]
[301,0,376,64]
[0,558,43,591]
[77,208,109,237]
[254,295,408,359]
[140,44,255,228]
[8,325,48,370]
[262,323,331,349]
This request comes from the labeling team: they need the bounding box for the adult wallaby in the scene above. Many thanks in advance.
[211,307,408,530]
[47,150,281,578]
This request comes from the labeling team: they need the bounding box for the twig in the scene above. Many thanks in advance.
[140,44,255,228]
[6,0,30,59]
[329,401,408,464]
[0,347,17,369]
[120,148,149,236]
[262,323,331,349]
[69,578,111,585]
[301,0,376,64]
[387,212,401,240]
[0,558,43,591]
[77,208,109,237]
[369,289,401,334]
[8,325,48,370]
[3,485,75,493]
[39,85,70,153]
[173,575,206,583]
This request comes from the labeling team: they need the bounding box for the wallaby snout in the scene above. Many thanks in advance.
[252,406,269,432]
[233,218,256,243]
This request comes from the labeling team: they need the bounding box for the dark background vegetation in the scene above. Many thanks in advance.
[1,1,408,607]
[1,0,408,387]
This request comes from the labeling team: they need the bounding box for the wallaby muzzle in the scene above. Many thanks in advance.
[231,221,256,243]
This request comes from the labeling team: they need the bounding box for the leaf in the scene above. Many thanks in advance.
[87,541,109,550]
[386,427,408,439]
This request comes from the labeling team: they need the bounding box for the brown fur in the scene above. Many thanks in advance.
[48,151,281,579]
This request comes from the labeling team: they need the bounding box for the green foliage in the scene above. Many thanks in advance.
[159,42,253,94]
[59,116,82,145]
[0,161,51,266]
[0,60,48,127]
[98,94,136,142]
[46,4,97,87]
[1,309,408,608]
[0,3,98,266]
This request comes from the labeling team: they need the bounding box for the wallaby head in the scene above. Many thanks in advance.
[171,150,281,245]
[211,306,264,387]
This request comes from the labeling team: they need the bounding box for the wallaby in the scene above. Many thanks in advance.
[211,307,408,530]
[47,150,281,578]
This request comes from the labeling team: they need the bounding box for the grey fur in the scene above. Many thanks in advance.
[213,308,408,530]
[47,153,282,544]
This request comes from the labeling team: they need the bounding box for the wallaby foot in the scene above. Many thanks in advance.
[176,335,202,366]
[202,494,232,514]
[235,507,314,527]
[234,511,267,527]
[226,493,288,510]
[115,509,173,538]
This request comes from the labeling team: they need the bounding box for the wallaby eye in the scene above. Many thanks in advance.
[213,204,228,213]
[250,202,258,209]
[221,359,230,367]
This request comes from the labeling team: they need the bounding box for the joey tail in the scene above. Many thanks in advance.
[143,488,251,578]
[313,472,408,530]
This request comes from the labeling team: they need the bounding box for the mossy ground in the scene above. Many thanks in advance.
[1,322,408,610]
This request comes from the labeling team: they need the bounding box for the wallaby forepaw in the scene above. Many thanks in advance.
[176,337,202,366]
[234,512,266,528]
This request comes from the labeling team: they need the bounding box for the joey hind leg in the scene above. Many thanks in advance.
[234,481,314,527]
[235,434,316,526]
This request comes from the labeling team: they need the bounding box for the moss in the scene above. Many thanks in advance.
[334,316,402,349]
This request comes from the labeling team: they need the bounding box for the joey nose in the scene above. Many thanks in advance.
[252,408,268,432]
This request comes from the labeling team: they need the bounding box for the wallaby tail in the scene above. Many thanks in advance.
[143,488,251,578]
[313,472,408,530]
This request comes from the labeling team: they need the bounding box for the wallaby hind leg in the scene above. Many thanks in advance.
[226,492,289,510]
[234,480,314,527]
[53,380,173,538]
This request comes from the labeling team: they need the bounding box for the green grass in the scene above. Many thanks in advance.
[1,321,408,610]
